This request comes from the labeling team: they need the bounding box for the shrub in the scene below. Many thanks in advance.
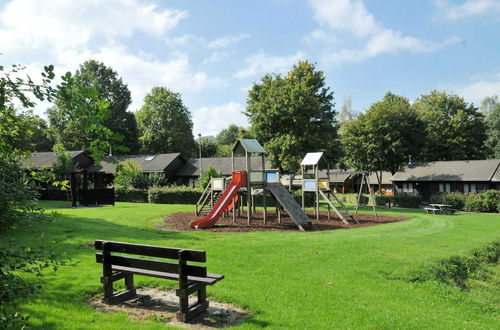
[148,186,203,204]
[130,173,150,189]
[199,166,222,189]
[481,190,500,213]
[464,195,485,212]
[431,192,467,210]
[336,193,369,205]
[148,173,169,187]
[115,187,148,203]
[114,159,142,189]
[393,193,422,208]
[375,195,393,207]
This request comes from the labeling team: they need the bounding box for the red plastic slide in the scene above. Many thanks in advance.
[190,171,247,229]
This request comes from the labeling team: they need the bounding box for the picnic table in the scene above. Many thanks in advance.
[425,204,456,215]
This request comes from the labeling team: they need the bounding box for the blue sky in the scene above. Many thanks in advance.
[1,0,499,136]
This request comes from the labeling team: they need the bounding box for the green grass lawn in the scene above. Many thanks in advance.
[3,201,499,329]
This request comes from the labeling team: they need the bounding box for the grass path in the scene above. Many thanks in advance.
[3,202,499,329]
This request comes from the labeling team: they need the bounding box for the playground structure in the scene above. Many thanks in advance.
[66,171,115,207]
[300,152,358,225]
[192,139,313,231]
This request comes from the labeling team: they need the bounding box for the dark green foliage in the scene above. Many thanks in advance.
[130,174,150,189]
[375,195,393,207]
[414,90,487,161]
[245,60,339,172]
[410,241,499,289]
[195,138,218,158]
[485,102,500,158]
[215,124,240,145]
[429,192,467,210]
[48,60,139,153]
[1,64,67,327]
[26,115,54,152]
[199,166,222,189]
[148,186,203,204]
[463,190,500,213]
[115,188,148,203]
[341,92,425,174]
[136,87,196,157]
[52,149,77,180]
[336,193,369,205]
[393,193,422,208]
[147,173,169,187]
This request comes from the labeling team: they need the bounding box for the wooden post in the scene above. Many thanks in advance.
[355,173,365,215]
[262,154,267,224]
[246,151,251,225]
[365,174,378,217]
[315,164,319,221]
[177,250,189,322]
[102,242,113,302]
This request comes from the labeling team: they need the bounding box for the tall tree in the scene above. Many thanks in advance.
[216,124,240,146]
[136,87,196,156]
[47,60,139,153]
[341,92,425,177]
[27,115,54,151]
[485,102,500,158]
[338,96,356,124]
[0,64,67,328]
[480,95,499,116]
[413,90,487,161]
[245,60,338,172]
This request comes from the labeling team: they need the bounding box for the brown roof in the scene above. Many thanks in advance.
[392,160,500,182]
[178,157,272,177]
[21,150,88,169]
[88,153,185,174]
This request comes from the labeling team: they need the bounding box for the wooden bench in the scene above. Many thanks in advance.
[95,240,224,322]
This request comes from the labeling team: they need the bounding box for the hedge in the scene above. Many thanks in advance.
[431,190,500,213]
[375,195,393,207]
[393,193,422,208]
[335,193,369,205]
[148,186,203,204]
[115,188,148,203]
[429,192,466,210]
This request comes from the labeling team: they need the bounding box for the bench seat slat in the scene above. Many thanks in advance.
[95,240,206,262]
[96,253,207,277]
[110,265,220,285]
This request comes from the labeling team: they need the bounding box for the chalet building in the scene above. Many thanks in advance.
[392,159,500,201]
[21,150,93,171]
[23,151,187,185]
[177,157,271,186]
[87,153,187,184]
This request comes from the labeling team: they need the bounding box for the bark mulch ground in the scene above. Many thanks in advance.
[161,210,405,232]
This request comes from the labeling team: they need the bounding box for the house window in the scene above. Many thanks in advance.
[403,182,413,193]
[439,183,451,193]
[464,183,476,193]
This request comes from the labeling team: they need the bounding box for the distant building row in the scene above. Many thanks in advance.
[22,151,500,201]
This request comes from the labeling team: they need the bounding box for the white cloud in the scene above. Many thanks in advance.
[235,51,306,78]
[0,0,225,116]
[192,102,248,136]
[165,34,206,48]
[0,0,187,54]
[203,51,234,64]
[453,77,500,105]
[308,0,460,63]
[435,0,500,20]
[208,33,250,48]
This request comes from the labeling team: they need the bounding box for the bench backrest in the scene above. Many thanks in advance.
[95,240,207,278]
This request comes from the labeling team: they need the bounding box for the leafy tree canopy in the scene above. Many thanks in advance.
[245,60,338,172]
[485,103,500,158]
[136,87,196,157]
[341,92,425,175]
[48,60,138,154]
[413,90,487,161]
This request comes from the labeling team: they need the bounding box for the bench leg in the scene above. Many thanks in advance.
[176,284,209,322]
[102,273,137,304]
